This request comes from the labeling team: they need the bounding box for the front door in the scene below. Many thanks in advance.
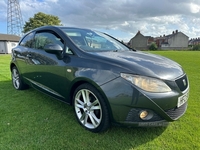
[25,31,67,100]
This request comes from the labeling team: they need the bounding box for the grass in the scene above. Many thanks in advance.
[0,51,200,150]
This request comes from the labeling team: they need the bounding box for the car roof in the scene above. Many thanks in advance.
[23,26,88,39]
[23,26,95,38]
[32,25,92,32]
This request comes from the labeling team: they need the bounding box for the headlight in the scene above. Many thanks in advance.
[120,73,171,93]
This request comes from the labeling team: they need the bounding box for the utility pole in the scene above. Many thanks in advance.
[7,0,23,36]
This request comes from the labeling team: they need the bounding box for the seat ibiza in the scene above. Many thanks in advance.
[10,26,189,132]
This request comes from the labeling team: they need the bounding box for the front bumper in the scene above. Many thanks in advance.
[100,74,189,127]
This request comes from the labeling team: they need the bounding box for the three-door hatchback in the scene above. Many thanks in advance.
[10,26,189,132]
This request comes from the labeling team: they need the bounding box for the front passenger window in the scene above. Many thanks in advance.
[34,32,64,50]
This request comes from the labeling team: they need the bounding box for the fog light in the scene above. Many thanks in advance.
[140,110,148,120]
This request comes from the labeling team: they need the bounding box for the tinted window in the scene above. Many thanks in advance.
[19,32,34,48]
[34,32,64,50]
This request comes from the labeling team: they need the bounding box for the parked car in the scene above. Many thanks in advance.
[10,26,189,133]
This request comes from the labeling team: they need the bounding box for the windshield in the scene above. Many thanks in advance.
[61,28,129,52]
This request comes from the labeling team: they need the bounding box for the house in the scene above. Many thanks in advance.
[128,30,189,50]
[189,38,200,46]
[155,30,189,50]
[128,31,153,50]
[155,35,166,48]
[0,34,20,54]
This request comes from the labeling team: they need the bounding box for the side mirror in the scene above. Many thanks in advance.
[44,44,63,54]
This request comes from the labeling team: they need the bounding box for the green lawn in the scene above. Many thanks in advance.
[0,51,200,150]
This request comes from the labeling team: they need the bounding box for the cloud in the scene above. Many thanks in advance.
[190,3,200,13]
[1,0,200,40]
[0,1,7,22]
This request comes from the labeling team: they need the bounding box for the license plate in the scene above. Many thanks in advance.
[177,91,189,108]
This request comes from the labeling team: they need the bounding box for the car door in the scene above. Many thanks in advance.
[25,30,67,100]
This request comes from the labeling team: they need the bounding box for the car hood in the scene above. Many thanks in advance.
[90,50,184,80]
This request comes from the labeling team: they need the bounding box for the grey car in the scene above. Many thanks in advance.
[10,26,189,132]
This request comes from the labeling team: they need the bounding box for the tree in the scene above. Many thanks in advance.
[23,12,62,33]
[149,42,158,50]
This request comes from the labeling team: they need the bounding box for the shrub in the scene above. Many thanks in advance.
[192,44,200,51]
[149,42,158,50]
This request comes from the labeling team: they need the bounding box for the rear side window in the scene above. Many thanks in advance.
[19,32,34,48]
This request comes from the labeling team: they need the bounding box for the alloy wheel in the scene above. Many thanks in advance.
[74,89,102,129]
[12,67,20,89]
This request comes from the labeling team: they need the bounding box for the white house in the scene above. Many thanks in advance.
[0,34,20,54]
[156,30,189,50]
[128,31,152,50]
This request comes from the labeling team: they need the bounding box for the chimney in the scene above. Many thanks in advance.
[163,34,165,37]
[176,30,178,33]
[172,31,174,34]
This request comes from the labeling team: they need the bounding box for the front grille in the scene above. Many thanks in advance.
[165,102,187,120]
[126,108,163,122]
[175,75,188,92]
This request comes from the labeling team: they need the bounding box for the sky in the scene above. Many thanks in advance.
[1,0,200,42]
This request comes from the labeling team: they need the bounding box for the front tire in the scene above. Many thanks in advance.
[73,83,110,133]
[11,66,28,90]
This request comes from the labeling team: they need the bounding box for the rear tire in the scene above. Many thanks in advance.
[73,83,110,133]
[11,66,28,90]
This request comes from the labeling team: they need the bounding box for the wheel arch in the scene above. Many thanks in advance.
[10,62,16,71]
[10,63,29,90]
[69,78,114,121]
